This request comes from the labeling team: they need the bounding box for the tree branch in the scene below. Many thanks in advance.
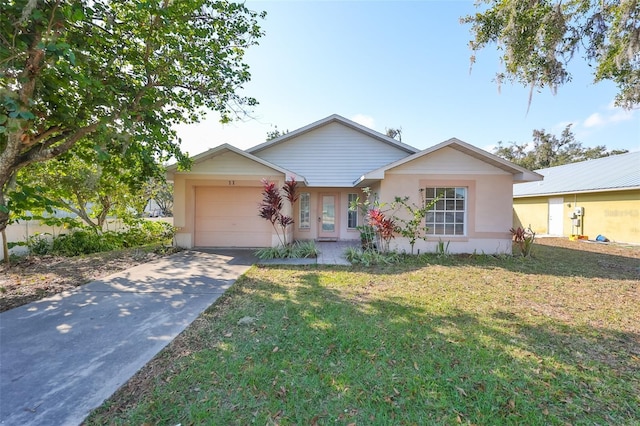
[14,123,99,172]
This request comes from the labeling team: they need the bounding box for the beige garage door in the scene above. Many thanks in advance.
[194,187,271,247]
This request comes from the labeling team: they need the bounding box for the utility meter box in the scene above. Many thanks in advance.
[574,206,584,216]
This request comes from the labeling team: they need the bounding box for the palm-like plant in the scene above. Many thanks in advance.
[258,178,297,245]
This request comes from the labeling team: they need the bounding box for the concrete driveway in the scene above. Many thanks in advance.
[0,249,256,426]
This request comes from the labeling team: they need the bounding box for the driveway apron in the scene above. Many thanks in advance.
[0,249,256,426]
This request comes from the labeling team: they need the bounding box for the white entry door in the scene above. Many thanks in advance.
[548,197,564,236]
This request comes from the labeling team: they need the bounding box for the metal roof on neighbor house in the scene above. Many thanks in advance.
[513,151,640,197]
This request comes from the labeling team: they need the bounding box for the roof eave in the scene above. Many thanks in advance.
[357,137,543,182]
[246,114,419,155]
[166,143,308,183]
[513,170,544,183]
[514,185,640,198]
[353,169,385,187]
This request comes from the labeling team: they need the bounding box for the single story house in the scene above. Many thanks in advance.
[168,114,542,254]
[513,151,640,244]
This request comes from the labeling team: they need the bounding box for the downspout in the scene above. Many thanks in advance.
[571,194,582,235]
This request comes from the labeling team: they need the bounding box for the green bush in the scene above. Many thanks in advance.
[121,220,175,247]
[52,230,119,256]
[27,234,52,255]
[25,220,176,257]
[255,245,288,260]
[255,240,319,260]
[344,247,400,266]
[293,240,319,258]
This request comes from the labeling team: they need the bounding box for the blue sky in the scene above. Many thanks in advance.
[175,1,639,157]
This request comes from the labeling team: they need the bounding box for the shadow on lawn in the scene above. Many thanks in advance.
[185,269,640,425]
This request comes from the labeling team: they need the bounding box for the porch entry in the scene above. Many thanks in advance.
[318,193,339,240]
[547,197,564,236]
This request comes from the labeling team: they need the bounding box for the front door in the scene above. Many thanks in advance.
[548,197,564,236]
[318,194,339,240]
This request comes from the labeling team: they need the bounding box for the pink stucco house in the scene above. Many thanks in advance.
[167,114,542,254]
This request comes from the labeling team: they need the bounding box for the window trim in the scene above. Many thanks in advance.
[299,192,310,229]
[347,193,358,229]
[424,186,467,236]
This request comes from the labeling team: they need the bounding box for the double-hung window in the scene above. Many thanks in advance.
[299,193,310,229]
[425,187,466,236]
[347,193,358,228]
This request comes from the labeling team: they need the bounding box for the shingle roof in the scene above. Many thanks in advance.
[513,151,640,197]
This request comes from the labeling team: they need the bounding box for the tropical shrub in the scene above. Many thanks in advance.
[435,239,450,257]
[255,240,318,260]
[26,234,52,255]
[510,226,536,257]
[23,220,175,257]
[258,178,298,246]
[344,247,401,266]
[391,194,439,255]
[120,219,175,247]
[349,188,397,253]
[357,225,376,251]
[52,230,120,256]
[367,208,396,253]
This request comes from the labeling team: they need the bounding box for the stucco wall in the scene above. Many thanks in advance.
[171,148,292,248]
[514,189,640,243]
[379,172,514,254]
[173,174,365,247]
[292,188,364,242]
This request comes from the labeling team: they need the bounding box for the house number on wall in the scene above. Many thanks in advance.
[228,180,235,186]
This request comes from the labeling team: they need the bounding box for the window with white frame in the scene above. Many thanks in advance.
[424,187,466,235]
[347,193,358,228]
[299,193,310,229]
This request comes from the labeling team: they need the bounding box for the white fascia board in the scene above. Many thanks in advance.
[166,143,307,184]
[246,114,419,155]
[514,185,640,198]
[358,137,544,183]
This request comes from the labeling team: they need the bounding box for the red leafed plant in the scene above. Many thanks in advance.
[509,225,536,257]
[282,178,299,205]
[368,208,397,253]
[258,178,297,245]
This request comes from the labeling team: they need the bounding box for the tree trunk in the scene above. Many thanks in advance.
[1,228,8,265]
[96,196,112,230]
[0,182,10,265]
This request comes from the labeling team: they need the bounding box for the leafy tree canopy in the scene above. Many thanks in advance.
[493,124,628,170]
[266,125,289,141]
[0,0,266,234]
[463,0,640,109]
[146,177,174,217]
[16,139,157,229]
[385,127,403,142]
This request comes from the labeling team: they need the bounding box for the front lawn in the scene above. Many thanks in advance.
[87,239,639,425]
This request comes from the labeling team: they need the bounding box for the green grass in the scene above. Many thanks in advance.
[87,242,640,425]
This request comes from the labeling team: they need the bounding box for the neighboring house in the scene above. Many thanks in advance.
[168,114,541,254]
[513,151,640,244]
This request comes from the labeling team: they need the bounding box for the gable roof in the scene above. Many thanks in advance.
[513,151,640,197]
[166,143,307,184]
[354,137,543,186]
[246,114,419,155]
